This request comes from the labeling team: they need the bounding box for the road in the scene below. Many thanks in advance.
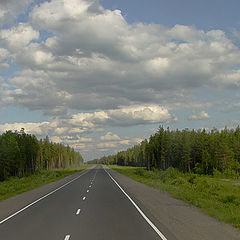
[0,166,167,240]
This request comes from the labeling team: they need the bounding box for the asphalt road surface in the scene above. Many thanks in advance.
[0,166,167,240]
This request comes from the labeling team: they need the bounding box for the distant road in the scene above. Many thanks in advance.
[0,166,167,240]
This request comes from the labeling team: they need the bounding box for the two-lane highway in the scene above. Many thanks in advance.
[0,166,168,240]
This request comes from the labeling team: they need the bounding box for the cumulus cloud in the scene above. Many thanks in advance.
[97,142,117,149]
[95,136,142,154]
[0,104,173,135]
[0,48,9,60]
[70,105,175,127]
[0,23,39,52]
[100,132,120,141]
[0,103,173,159]
[215,70,240,88]
[1,0,240,160]
[0,0,239,114]
[187,111,210,120]
[0,122,49,135]
[97,137,137,149]
[0,48,10,71]
[0,0,32,26]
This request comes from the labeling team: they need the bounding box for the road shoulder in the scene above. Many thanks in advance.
[107,167,240,240]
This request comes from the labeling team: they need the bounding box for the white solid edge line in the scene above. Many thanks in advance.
[64,234,71,240]
[0,168,91,225]
[104,168,168,240]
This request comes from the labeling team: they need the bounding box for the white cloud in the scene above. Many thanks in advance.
[0,103,173,160]
[71,105,175,127]
[0,0,32,26]
[119,140,130,145]
[0,23,39,51]
[95,136,142,154]
[97,142,117,148]
[215,70,240,88]
[107,105,176,126]
[0,48,9,60]
[77,137,93,142]
[0,104,173,136]
[70,143,86,149]
[100,132,120,141]
[50,134,92,150]
[187,111,210,120]
[50,136,62,143]
[0,0,238,114]
[0,48,10,71]
[1,0,240,161]
[0,122,49,135]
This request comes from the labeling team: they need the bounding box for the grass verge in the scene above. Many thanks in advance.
[110,165,240,229]
[0,165,92,202]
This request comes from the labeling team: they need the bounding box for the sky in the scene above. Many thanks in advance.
[0,0,240,161]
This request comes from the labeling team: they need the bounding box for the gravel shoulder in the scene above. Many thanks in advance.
[107,167,240,240]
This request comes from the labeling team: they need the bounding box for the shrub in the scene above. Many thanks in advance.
[213,169,222,178]
[188,174,197,184]
[135,168,144,176]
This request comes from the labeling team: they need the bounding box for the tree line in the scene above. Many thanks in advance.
[90,127,240,176]
[0,129,83,181]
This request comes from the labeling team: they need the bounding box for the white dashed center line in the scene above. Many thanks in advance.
[83,197,86,200]
[64,234,70,240]
[0,170,89,226]
[76,209,81,215]
[87,190,89,193]
[89,185,91,188]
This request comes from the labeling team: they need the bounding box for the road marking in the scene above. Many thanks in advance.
[76,209,81,215]
[0,168,92,225]
[89,185,91,188]
[64,235,71,240]
[92,169,98,182]
[104,168,168,240]
[87,189,89,193]
[83,197,86,200]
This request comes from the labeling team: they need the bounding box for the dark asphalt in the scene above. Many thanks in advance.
[0,166,165,240]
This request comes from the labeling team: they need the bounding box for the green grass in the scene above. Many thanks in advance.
[110,165,240,229]
[0,165,92,202]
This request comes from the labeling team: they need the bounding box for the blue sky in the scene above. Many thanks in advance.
[101,0,240,29]
[0,0,240,161]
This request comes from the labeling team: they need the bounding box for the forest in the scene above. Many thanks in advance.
[0,129,83,181]
[90,127,240,176]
